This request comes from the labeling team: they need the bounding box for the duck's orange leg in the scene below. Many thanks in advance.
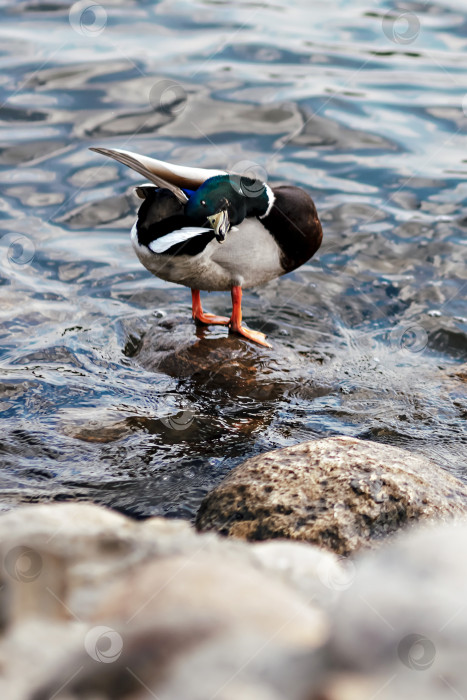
[191,289,230,325]
[229,285,271,348]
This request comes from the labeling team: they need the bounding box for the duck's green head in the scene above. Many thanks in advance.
[184,173,271,241]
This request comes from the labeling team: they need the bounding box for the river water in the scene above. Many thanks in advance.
[0,0,466,518]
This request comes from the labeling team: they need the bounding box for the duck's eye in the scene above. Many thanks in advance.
[201,200,206,206]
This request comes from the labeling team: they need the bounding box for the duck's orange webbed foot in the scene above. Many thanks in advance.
[228,285,272,348]
[191,289,230,326]
[194,311,230,325]
[229,324,272,348]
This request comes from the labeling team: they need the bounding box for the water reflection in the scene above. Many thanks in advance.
[0,0,465,518]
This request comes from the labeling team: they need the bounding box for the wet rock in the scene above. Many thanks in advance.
[450,363,467,381]
[196,436,467,554]
[128,314,332,401]
[427,322,467,361]
[315,520,467,700]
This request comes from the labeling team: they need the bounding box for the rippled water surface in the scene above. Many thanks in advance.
[0,0,466,518]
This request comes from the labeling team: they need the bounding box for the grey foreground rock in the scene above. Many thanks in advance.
[1,502,467,699]
[315,520,467,700]
[0,502,335,700]
[196,436,467,554]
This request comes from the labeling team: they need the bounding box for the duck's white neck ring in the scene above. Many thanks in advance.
[259,185,275,219]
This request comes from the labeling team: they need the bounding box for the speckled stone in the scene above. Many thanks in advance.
[196,436,467,554]
[452,363,467,381]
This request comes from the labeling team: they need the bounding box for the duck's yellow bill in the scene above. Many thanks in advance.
[207,209,229,242]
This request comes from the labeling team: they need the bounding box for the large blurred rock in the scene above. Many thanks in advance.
[3,503,467,700]
[250,539,353,606]
[33,621,320,700]
[0,502,337,700]
[0,502,342,624]
[196,436,467,554]
[315,520,467,700]
[92,553,326,646]
[0,503,205,624]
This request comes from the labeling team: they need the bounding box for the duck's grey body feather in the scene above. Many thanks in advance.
[131,218,284,291]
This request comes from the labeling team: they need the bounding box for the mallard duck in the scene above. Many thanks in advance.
[90,147,323,347]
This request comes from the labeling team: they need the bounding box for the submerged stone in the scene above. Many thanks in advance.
[126,314,332,401]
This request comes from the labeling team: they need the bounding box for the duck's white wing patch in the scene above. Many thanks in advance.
[148,227,212,254]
